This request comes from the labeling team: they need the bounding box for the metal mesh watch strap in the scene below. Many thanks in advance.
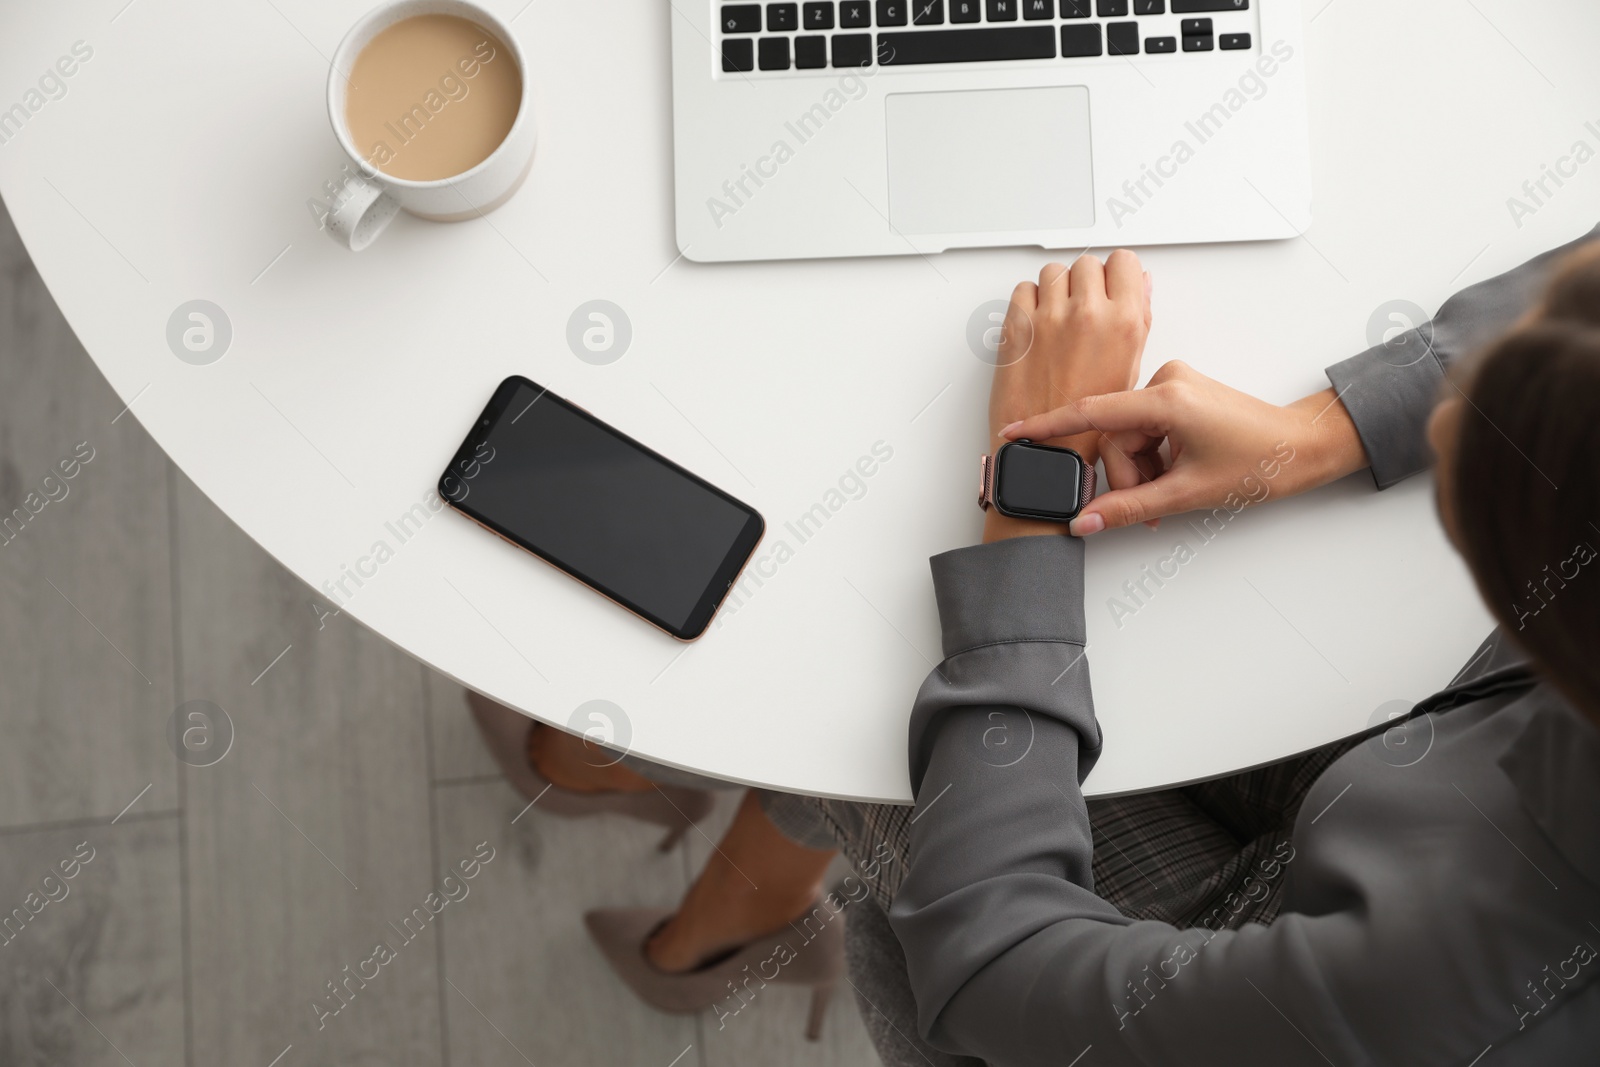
[978,453,997,510]
[1078,459,1098,514]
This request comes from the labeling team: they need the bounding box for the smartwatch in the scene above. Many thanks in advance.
[979,440,1096,523]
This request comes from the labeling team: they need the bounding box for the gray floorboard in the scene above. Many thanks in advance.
[0,197,177,829]
[0,815,186,1067]
[427,670,501,783]
[173,469,443,1067]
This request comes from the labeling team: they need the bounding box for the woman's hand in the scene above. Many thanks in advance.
[1003,361,1371,536]
[988,251,1152,464]
[982,252,1152,542]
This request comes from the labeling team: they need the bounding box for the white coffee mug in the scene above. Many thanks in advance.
[324,0,536,251]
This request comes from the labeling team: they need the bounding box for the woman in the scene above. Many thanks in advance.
[508,225,1600,1063]
[879,231,1600,1065]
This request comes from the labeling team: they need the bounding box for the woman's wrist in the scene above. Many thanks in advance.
[1287,388,1370,490]
[982,510,1067,543]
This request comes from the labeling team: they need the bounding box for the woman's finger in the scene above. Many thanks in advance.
[1070,470,1194,536]
[1003,386,1178,441]
[1010,279,1039,315]
[1037,262,1071,315]
[1101,431,1163,487]
[1147,359,1195,386]
[1099,431,1152,491]
[1100,428,1167,529]
[1069,255,1107,304]
[1104,249,1144,306]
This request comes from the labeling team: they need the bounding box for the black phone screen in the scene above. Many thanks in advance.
[442,377,764,639]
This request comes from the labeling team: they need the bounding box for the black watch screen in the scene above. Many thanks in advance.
[994,441,1087,521]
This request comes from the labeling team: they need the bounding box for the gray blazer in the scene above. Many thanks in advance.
[888,225,1600,1067]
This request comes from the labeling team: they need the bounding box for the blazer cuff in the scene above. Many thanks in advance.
[1325,338,1446,490]
[928,534,1085,657]
[908,535,1097,791]
[1326,220,1600,491]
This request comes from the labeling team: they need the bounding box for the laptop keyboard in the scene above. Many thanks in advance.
[717,0,1253,73]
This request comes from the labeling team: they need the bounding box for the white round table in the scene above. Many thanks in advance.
[2,0,1594,801]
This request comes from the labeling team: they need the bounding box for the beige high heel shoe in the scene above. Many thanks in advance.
[465,691,714,851]
[584,900,846,1041]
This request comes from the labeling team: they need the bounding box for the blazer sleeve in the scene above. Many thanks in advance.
[1325,222,1599,489]
[890,536,1371,1066]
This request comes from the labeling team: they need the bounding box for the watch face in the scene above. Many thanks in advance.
[995,442,1085,520]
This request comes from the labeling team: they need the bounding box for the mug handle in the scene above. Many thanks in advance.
[324,172,400,251]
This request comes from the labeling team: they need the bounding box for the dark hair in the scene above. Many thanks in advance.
[1452,244,1600,717]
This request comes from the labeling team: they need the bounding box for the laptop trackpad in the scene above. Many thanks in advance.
[885,87,1095,236]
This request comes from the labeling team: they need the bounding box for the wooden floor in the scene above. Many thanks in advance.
[0,199,881,1067]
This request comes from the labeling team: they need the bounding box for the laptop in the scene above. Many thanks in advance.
[669,0,1311,262]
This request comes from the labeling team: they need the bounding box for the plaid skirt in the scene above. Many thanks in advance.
[763,734,1363,928]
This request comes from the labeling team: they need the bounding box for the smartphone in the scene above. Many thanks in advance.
[440,376,765,641]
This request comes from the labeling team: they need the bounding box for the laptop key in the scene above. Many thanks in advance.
[1060,0,1090,15]
[1106,21,1138,53]
[876,0,908,25]
[913,0,946,24]
[987,0,1018,21]
[950,0,982,19]
[1023,0,1054,19]
[877,25,1055,63]
[721,5,762,32]
[1144,35,1176,51]
[721,38,755,70]
[840,1,872,25]
[759,36,792,68]
[1096,0,1128,15]
[1134,0,1164,11]
[803,2,836,28]
[768,3,800,29]
[1180,17,1211,35]
[795,34,829,65]
[1219,32,1250,49]
[1172,0,1247,9]
[832,32,874,64]
[1181,33,1213,50]
[1060,22,1102,56]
